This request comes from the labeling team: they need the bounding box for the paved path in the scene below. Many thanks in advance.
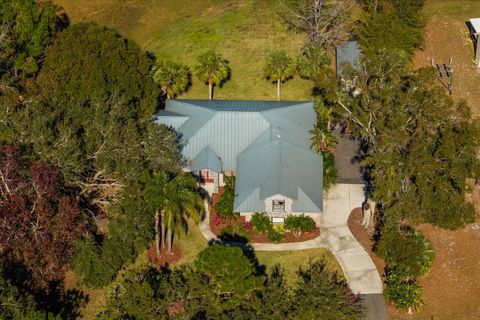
[200,184,387,319]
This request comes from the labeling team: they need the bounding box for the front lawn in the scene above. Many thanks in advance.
[256,249,343,285]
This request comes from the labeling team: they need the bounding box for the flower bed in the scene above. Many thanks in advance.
[209,188,319,243]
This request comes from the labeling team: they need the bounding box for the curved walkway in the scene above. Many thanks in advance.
[200,184,387,318]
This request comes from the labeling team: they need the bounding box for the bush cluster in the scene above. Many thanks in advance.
[384,271,422,313]
[284,214,316,237]
[250,212,284,242]
[377,226,435,278]
[376,225,434,311]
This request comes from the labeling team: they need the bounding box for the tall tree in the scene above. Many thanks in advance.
[264,50,294,101]
[152,58,191,99]
[279,0,353,49]
[144,171,204,256]
[291,260,363,319]
[358,0,425,59]
[337,51,479,229]
[195,244,264,301]
[296,45,330,81]
[194,50,229,100]
[0,144,86,289]
[0,0,57,79]
[1,23,180,211]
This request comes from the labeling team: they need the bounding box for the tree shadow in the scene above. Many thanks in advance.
[40,281,89,319]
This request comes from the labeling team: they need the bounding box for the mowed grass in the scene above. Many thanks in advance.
[52,0,314,101]
[256,249,343,285]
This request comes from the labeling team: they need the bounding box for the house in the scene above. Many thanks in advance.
[155,99,323,223]
[468,18,480,68]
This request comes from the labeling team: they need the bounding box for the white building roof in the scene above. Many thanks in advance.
[470,18,480,34]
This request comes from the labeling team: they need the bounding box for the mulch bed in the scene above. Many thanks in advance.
[210,188,320,244]
[146,241,182,266]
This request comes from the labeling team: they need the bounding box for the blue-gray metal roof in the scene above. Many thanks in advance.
[234,139,323,213]
[190,146,222,172]
[154,99,323,213]
[336,41,361,77]
[174,99,308,112]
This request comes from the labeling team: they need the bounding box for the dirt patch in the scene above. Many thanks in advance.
[348,208,480,319]
[210,188,320,244]
[413,10,480,116]
[146,242,182,266]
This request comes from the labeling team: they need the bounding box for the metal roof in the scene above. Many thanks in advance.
[190,146,222,172]
[174,99,308,112]
[155,99,323,213]
[336,41,361,77]
[470,18,480,34]
[234,139,323,213]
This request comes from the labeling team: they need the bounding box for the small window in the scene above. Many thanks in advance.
[272,200,285,212]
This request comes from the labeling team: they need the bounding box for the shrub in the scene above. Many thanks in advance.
[195,244,264,299]
[376,226,435,278]
[384,271,423,313]
[213,215,224,227]
[268,225,284,243]
[215,176,239,220]
[322,152,337,191]
[285,214,316,237]
[251,212,272,234]
[268,229,284,243]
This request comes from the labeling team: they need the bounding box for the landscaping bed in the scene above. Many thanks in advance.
[210,187,319,244]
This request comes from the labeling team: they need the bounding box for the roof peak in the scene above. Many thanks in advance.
[169,99,312,112]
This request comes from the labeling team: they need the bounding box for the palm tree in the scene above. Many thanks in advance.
[152,59,191,99]
[264,50,294,101]
[144,171,204,257]
[296,45,330,82]
[144,171,169,258]
[194,50,229,100]
[309,124,338,154]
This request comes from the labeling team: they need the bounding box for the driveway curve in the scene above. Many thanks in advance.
[200,183,387,319]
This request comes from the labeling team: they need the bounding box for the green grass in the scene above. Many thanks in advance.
[52,0,315,101]
[256,249,343,285]
[423,0,480,18]
[175,220,209,264]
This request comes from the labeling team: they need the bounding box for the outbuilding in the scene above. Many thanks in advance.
[468,18,480,68]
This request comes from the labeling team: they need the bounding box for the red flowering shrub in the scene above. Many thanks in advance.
[243,221,252,230]
[214,215,224,227]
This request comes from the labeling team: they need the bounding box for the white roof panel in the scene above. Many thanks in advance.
[470,18,480,33]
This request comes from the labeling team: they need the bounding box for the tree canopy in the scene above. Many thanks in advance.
[0,144,87,289]
[264,50,294,100]
[195,50,230,100]
[338,51,479,229]
[153,58,191,99]
[0,0,57,78]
